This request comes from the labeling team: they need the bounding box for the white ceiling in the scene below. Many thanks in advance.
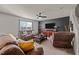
[0,4,75,21]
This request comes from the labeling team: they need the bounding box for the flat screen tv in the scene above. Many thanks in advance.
[45,23,55,29]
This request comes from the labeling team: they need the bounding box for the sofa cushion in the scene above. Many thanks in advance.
[53,41,72,48]
[54,32,75,42]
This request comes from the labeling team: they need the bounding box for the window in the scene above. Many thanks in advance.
[20,21,32,31]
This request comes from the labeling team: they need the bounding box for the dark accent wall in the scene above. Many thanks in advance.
[39,16,69,31]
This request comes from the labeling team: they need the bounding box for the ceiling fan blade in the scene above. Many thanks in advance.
[36,12,47,19]
[41,16,47,18]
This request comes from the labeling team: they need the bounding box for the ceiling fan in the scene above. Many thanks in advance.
[36,12,47,19]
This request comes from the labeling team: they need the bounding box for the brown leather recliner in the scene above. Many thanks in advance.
[0,34,44,55]
[53,32,75,48]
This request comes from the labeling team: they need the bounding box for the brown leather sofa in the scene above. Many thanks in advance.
[53,32,75,48]
[0,34,44,55]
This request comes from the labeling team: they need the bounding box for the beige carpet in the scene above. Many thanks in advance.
[40,40,74,55]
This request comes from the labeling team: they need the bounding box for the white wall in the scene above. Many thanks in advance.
[0,13,38,36]
[0,13,19,36]
[70,5,79,55]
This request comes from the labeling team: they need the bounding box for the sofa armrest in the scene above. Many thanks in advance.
[0,44,25,55]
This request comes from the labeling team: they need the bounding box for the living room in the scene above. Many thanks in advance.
[0,4,79,55]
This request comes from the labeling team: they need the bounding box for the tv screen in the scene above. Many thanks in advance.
[45,23,55,29]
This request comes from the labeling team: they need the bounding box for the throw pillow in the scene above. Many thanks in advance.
[18,39,34,52]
